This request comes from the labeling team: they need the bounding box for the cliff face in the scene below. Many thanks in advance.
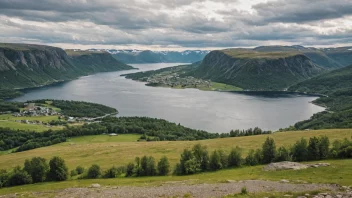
[192,50,326,90]
[0,44,133,89]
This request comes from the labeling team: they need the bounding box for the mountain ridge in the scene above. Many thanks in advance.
[0,43,133,89]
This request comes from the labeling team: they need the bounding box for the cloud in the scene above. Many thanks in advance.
[0,0,351,50]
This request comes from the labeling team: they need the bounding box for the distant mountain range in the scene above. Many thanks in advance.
[0,43,133,89]
[88,49,210,64]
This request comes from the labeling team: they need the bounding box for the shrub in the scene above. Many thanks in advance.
[292,138,308,162]
[48,156,69,181]
[7,166,32,186]
[23,157,49,183]
[319,136,330,159]
[262,137,276,164]
[228,147,242,167]
[157,156,170,176]
[218,149,228,168]
[70,170,78,177]
[87,164,102,179]
[126,162,135,177]
[308,137,320,161]
[104,166,120,178]
[241,187,248,195]
[0,169,9,188]
[275,146,292,162]
[209,150,222,171]
[192,144,209,171]
[245,149,258,166]
[75,166,85,175]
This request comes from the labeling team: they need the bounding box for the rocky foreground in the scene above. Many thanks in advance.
[2,180,351,198]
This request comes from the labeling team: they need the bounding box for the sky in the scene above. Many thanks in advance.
[0,0,351,51]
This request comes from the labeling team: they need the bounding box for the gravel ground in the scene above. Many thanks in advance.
[3,180,340,198]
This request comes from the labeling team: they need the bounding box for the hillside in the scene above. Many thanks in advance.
[66,50,133,72]
[287,65,352,130]
[109,49,209,63]
[0,43,133,89]
[0,129,351,197]
[254,45,352,68]
[191,49,326,90]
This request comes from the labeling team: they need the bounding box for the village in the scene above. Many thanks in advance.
[146,74,212,88]
[10,103,103,126]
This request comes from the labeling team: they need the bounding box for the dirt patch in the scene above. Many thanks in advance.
[2,180,341,198]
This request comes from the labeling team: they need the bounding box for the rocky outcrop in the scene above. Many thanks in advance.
[192,50,326,90]
[264,161,330,171]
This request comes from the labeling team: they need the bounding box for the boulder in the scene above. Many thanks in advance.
[263,161,309,171]
[90,183,101,188]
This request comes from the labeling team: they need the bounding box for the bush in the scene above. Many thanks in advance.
[0,170,9,188]
[23,157,49,183]
[192,144,209,171]
[126,162,135,177]
[241,187,248,195]
[177,149,201,175]
[7,167,32,186]
[262,137,276,164]
[70,170,78,177]
[76,166,85,175]
[48,156,69,181]
[308,137,320,161]
[245,149,259,166]
[209,150,222,171]
[104,166,121,178]
[292,138,308,162]
[87,164,102,179]
[228,147,242,167]
[157,156,170,176]
[218,149,228,168]
[275,146,292,162]
[319,136,330,159]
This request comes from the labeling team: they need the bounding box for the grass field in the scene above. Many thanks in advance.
[0,159,350,195]
[0,130,351,195]
[0,120,63,132]
[0,113,62,132]
[0,129,351,171]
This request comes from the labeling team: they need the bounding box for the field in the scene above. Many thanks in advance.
[0,114,62,132]
[0,129,351,171]
[0,129,351,195]
[221,49,301,59]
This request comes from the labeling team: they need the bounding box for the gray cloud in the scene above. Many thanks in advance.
[0,0,351,49]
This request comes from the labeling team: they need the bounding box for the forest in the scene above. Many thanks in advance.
[0,116,271,152]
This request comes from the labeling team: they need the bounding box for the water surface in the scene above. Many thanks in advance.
[13,63,325,133]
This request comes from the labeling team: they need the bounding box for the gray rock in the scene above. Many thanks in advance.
[264,161,309,171]
[90,183,101,188]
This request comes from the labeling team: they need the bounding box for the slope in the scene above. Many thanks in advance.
[191,49,326,90]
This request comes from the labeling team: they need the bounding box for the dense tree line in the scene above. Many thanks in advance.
[0,89,23,100]
[0,156,68,188]
[0,120,273,153]
[0,101,22,113]
[1,136,351,188]
[174,136,352,175]
[29,100,118,118]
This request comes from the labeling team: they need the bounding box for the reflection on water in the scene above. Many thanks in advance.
[12,63,325,133]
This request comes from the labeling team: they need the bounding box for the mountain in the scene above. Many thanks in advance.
[190,49,326,90]
[287,65,352,130]
[0,43,133,89]
[93,49,209,63]
[254,45,352,69]
[66,50,132,73]
[289,64,352,95]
